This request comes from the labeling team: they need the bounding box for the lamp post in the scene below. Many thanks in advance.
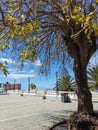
[56,72,58,95]
[28,77,30,93]
[14,79,16,92]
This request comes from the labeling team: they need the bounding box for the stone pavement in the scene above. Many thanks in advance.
[0,94,97,130]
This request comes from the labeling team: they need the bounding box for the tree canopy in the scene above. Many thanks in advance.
[29,83,36,89]
[0,0,97,74]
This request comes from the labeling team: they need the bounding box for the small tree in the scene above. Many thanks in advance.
[54,76,75,91]
[29,83,36,90]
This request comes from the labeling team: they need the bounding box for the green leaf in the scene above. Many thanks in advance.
[0,63,8,76]
[84,28,88,34]
[6,42,10,48]
[87,32,91,40]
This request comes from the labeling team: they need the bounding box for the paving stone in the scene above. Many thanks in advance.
[0,94,97,130]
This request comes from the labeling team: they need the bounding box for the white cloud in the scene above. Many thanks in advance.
[8,68,17,72]
[0,58,41,79]
[8,69,35,74]
[7,73,38,79]
[0,58,16,64]
[31,59,42,67]
[29,70,35,73]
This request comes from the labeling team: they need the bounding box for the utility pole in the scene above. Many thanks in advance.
[28,77,30,93]
[14,79,16,92]
[56,72,58,96]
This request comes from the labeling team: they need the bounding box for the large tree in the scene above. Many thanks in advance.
[0,0,98,129]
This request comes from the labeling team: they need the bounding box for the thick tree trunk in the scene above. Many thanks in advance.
[63,24,97,130]
[74,59,94,115]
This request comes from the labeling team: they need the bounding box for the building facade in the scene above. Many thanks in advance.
[2,83,21,91]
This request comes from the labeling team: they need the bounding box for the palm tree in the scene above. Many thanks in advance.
[54,76,75,91]
[29,83,36,90]
[87,66,98,90]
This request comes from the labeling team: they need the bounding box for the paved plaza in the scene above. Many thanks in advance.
[0,94,97,130]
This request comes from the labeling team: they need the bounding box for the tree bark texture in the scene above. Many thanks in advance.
[74,59,94,115]
[66,34,97,115]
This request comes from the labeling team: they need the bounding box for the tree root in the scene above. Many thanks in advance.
[67,112,97,130]
[48,111,98,130]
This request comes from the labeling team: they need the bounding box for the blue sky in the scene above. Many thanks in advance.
[0,55,62,90]
[0,50,97,90]
[0,0,97,91]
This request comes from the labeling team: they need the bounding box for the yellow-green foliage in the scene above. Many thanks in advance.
[8,16,41,41]
[0,0,97,62]
[0,42,10,51]
[0,63,8,76]
[61,0,98,39]
[20,48,37,61]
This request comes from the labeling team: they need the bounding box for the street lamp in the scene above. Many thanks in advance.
[14,79,16,92]
[28,77,30,93]
[56,72,59,95]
